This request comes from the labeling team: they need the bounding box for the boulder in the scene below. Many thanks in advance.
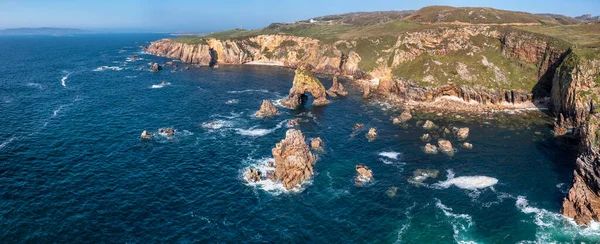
[159,128,175,136]
[462,142,473,149]
[244,168,261,183]
[272,129,317,190]
[140,130,153,139]
[255,100,280,117]
[386,187,398,198]
[160,81,168,85]
[423,120,436,129]
[438,140,454,155]
[150,63,162,72]
[310,137,324,151]
[393,110,413,124]
[355,165,374,183]
[456,127,470,140]
[424,143,438,154]
[326,76,349,97]
[421,134,431,142]
[281,66,329,108]
[366,128,378,141]
[353,123,364,130]
[287,118,300,127]
[164,61,176,66]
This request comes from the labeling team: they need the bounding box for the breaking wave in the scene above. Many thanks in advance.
[227,89,270,94]
[235,120,287,137]
[201,120,234,130]
[93,66,123,72]
[379,151,401,160]
[150,82,171,89]
[61,71,72,87]
[0,136,18,150]
[435,199,477,243]
[242,157,290,196]
[434,169,498,190]
[26,82,44,89]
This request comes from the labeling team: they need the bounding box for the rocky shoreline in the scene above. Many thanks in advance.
[145,29,600,225]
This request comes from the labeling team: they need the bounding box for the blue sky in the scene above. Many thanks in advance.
[1,0,599,32]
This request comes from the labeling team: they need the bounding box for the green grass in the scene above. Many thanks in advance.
[405,6,576,25]
[518,24,600,60]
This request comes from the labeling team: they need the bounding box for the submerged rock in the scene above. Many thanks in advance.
[408,169,440,184]
[150,63,162,72]
[366,128,378,141]
[129,55,139,61]
[140,130,153,139]
[393,110,413,124]
[272,129,317,190]
[355,165,374,184]
[244,168,261,183]
[226,99,239,104]
[326,76,348,97]
[310,137,324,151]
[287,118,300,127]
[353,123,364,130]
[423,120,436,129]
[456,127,470,140]
[424,143,438,154]
[165,61,176,66]
[386,187,398,198]
[462,142,473,149]
[159,128,175,136]
[255,100,279,117]
[438,140,454,155]
[281,65,329,109]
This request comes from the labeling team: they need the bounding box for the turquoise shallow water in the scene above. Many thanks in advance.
[0,34,598,243]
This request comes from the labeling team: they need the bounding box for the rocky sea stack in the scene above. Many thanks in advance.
[255,100,279,117]
[281,66,329,109]
[272,129,317,190]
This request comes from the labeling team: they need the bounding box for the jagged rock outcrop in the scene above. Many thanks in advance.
[366,128,378,141]
[159,128,175,136]
[150,63,162,72]
[423,120,436,129]
[326,76,349,97]
[140,130,153,139]
[281,66,330,108]
[244,168,261,183]
[393,110,413,124]
[355,165,374,184]
[424,143,438,154]
[421,134,431,142]
[438,140,454,155]
[456,127,470,140]
[310,137,324,151]
[272,129,317,190]
[287,118,300,127]
[353,123,364,130]
[255,100,280,117]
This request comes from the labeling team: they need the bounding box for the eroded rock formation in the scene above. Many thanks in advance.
[327,76,349,97]
[438,140,454,155]
[150,63,162,72]
[424,143,438,154]
[355,165,374,184]
[281,66,330,108]
[256,100,280,117]
[393,110,413,124]
[159,128,175,136]
[310,137,324,151]
[456,127,470,140]
[366,128,378,141]
[272,129,317,190]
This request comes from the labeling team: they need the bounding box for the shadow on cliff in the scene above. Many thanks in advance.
[531,49,572,116]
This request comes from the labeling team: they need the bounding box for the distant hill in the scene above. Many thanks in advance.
[403,6,577,25]
[308,11,415,26]
[576,14,600,22]
[0,27,90,36]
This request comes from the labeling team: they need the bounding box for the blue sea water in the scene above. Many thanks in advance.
[0,34,598,243]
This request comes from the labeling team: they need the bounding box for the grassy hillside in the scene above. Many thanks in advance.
[404,6,576,25]
[518,23,600,58]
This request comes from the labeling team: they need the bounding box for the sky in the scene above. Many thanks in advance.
[0,0,599,32]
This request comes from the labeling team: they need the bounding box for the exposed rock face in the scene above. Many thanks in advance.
[438,140,454,155]
[287,118,300,127]
[424,143,438,154]
[562,114,600,225]
[366,128,378,141]
[462,142,473,149]
[327,76,349,97]
[150,63,162,72]
[255,100,280,117]
[421,134,431,142]
[244,168,261,183]
[140,130,153,139]
[310,137,324,151]
[272,129,317,190]
[355,165,374,183]
[423,120,436,129]
[393,110,412,124]
[281,66,330,108]
[456,127,470,140]
[353,123,364,130]
[159,128,175,136]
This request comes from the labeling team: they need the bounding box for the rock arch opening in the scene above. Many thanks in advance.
[281,66,330,109]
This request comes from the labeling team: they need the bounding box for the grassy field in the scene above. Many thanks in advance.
[518,24,600,59]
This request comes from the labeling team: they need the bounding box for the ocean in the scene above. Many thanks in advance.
[0,34,597,243]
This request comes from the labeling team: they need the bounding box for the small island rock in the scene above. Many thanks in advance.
[393,110,413,124]
[423,120,436,129]
[438,140,454,155]
[424,143,438,154]
[244,168,261,183]
[159,128,175,136]
[457,127,470,140]
[150,63,162,72]
[255,100,279,117]
[140,130,153,139]
[310,137,324,151]
[366,128,378,141]
[355,165,374,183]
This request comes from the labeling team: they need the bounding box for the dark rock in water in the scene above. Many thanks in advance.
[310,137,324,151]
[140,130,153,139]
[408,169,440,184]
[244,168,261,183]
[184,66,190,70]
[287,119,300,127]
[393,110,412,124]
[456,127,470,140]
[424,143,438,154]
[160,81,168,85]
[353,123,364,130]
[255,100,279,117]
[165,61,176,66]
[226,99,239,105]
[438,140,454,156]
[272,129,317,190]
[159,128,175,136]
[326,76,348,97]
[355,164,374,184]
[386,187,398,198]
[150,63,162,72]
[423,120,436,129]
[421,133,431,142]
[129,55,139,61]
[281,66,329,109]
[366,128,377,141]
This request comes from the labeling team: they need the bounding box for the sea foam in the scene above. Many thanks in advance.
[61,72,72,87]
[379,151,401,160]
[435,199,477,244]
[434,170,498,190]
[235,120,287,137]
[93,66,123,72]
